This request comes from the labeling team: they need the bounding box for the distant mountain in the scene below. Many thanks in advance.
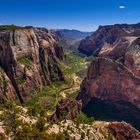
[56,29,93,51]
[57,29,92,41]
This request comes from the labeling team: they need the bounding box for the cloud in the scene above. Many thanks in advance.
[119,6,125,9]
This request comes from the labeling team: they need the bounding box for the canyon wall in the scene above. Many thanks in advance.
[0,27,65,103]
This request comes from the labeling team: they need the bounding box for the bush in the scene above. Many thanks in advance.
[34,117,46,132]
[0,107,23,137]
[14,124,70,140]
[0,25,23,30]
[74,112,95,125]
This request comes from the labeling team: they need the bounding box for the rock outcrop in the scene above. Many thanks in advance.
[0,26,65,103]
[52,99,82,121]
[78,23,140,57]
[49,120,140,140]
[77,57,140,130]
[109,122,140,140]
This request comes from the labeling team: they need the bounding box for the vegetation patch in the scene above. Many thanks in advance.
[17,56,32,69]
[74,112,95,125]
[16,76,26,85]
[0,25,24,30]
[25,51,90,116]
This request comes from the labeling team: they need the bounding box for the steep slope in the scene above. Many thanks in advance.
[78,23,140,56]
[0,68,16,102]
[125,37,140,77]
[0,26,65,103]
[77,57,140,130]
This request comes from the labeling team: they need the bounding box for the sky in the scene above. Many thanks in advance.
[0,0,140,31]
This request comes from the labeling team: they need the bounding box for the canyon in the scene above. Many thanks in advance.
[0,24,140,140]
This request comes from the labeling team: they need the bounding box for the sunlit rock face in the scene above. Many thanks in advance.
[77,57,140,130]
[0,27,65,102]
[78,23,140,57]
[77,24,140,130]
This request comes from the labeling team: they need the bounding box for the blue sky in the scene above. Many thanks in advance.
[0,0,140,31]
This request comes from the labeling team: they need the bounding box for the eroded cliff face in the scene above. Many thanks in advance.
[124,37,140,77]
[0,68,16,102]
[77,58,140,130]
[0,27,65,103]
[78,23,140,57]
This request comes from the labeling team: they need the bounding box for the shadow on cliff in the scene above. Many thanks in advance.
[82,97,140,131]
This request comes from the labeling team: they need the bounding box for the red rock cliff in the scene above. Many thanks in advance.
[0,27,65,103]
[77,57,140,130]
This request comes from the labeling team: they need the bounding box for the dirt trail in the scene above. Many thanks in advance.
[59,73,82,99]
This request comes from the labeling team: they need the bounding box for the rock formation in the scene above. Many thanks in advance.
[77,57,140,130]
[77,23,140,132]
[109,122,140,140]
[0,26,65,103]
[78,23,140,57]
[52,99,82,121]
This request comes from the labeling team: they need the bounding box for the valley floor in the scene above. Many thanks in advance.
[25,51,89,115]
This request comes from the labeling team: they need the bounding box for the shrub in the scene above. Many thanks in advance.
[74,112,95,125]
[0,25,23,30]
[34,117,46,132]
[0,107,22,136]
[14,124,70,140]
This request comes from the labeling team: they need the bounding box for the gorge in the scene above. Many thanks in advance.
[0,24,140,140]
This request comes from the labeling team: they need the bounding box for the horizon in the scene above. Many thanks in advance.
[0,0,140,31]
[1,22,140,32]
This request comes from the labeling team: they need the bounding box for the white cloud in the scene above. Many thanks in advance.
[119,6,125,9]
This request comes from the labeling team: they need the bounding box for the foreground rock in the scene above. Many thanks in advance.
[109,122,140,140]
[49,120,140,140]
[1,104,139,140]
[0,26,65,103]
[77,57,140,130]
